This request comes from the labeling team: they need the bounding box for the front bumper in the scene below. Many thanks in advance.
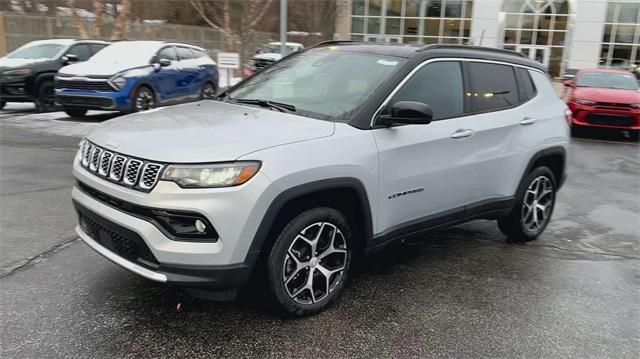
[568,102,640,130]
[0,77,34,102]
[55,88,133,111]
[72,159,278,288]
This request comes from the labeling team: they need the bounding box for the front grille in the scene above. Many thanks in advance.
[80,141,164,192]
[254,58,275,70]
[76,202,159,268]
[594,102,632,111]
[586,113,635,127]
[57,95,113,108]
[56,79,114,92]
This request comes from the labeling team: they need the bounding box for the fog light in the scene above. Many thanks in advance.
[195,219,207,233]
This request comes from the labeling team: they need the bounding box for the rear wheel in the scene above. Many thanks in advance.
[64,109,88,118]
[498,166,556,242]
[132,85,155,112]
[267,207,352,316]
[201,82,216,100]
[35,81,58,112]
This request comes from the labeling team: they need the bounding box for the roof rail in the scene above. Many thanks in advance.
[309,40,355,49]
[417,44,527,58]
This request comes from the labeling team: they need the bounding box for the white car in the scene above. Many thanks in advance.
[72,42,570,316]
[249,41,304,73]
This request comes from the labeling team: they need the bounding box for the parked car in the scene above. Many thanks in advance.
[564,69,640,138]
[244,41,304,77]
[72,42,569,316]
[0,39,108,111]
[55,41,218,118]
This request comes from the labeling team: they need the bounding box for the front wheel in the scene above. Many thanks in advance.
[35,81,58,112]
[267,207,352,316]
[132,85,155,112]
[0,101,6,110]
[498,166,556,242]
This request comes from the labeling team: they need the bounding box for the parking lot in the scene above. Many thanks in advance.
[0,103,638,358]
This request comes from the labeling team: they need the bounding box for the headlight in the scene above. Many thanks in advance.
[573,99,597,105]
[161,161,261,188]
[109,75,128,91]
[3,68,32,76]
[631,104,640,109]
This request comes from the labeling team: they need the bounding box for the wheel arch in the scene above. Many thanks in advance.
[521,146,567,191]
[248,178,374,263]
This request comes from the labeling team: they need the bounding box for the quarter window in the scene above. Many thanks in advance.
[391,61,464,120]
[467,62,520,112]
[516,67,537,101]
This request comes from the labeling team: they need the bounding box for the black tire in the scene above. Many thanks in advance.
[267,207,352,317]
[201,81,216,100]
[131,85,155,112]
[64,109,88,118]
[0,101,6,110]
[498,166,557,242]
[35,81,58,112]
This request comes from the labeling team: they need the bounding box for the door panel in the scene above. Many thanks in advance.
[150,46,180,101]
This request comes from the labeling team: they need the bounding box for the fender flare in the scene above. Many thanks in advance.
[245,177,374,263]
[34,72,57,94]
[519,146,567,192]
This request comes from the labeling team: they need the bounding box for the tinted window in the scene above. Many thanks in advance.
[158,46,178,61]
[516,67,537,101]
[391,61,464,120]
[468,62,519,112]
[67,44,92,61]
[176,47,194,60]
[91,44,107,55]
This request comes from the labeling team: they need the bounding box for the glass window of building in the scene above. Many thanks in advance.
[349,0,473,45]
[500,0,571,77]
[600,2,640,71]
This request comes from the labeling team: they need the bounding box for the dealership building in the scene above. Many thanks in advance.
[342,0,640,77]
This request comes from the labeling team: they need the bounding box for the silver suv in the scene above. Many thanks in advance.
[72,42,569,316]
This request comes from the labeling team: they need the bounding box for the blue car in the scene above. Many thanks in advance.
[55,41,218,117]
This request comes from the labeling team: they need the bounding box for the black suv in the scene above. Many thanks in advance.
[0,39,109,111]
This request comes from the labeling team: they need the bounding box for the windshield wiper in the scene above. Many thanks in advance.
[232,98,296,112]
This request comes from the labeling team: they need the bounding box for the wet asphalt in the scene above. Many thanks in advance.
[0,106,639,358]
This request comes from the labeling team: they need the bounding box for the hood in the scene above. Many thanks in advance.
[0,57,53,69]
[254,53,282,61]
[58,61,136,77]
[573,87,640,104]
[87,101,335,163]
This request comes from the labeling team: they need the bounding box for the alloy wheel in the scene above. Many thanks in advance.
[202,83,216,99]
[282,222,348,305]
[135,88,155,111]
[521,175,554,234]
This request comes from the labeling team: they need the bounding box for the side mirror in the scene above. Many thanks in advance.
[379,101,433,126]
[159,58,172,67]
[563,79,574,87]
[61,54,79,65]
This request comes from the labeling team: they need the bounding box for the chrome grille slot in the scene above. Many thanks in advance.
[123,159,143,186]
[98,151,113,176]
[89,147,102,172]
[109,155,126,181]
[79,142,164,191]
[139,163,163,190]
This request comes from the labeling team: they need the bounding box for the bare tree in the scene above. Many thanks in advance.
[111,0,131,39]
[93,0,104,37]
[67,0,89,38]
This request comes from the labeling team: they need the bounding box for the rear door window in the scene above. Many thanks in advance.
[391,61,465,120]
[467,62,520,112]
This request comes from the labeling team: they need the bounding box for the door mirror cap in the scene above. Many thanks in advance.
[379,101,433,126]
[563,79,574,87]
[61,54,79,64]
[159,58,172,67]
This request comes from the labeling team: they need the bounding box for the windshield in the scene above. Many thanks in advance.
[7,43,67,59]
[86,42,157,68]
[576,72,639,90]
[229,49,406,121]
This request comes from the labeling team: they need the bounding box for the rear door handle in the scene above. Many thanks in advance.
[450,129,474,139]
[520,117,536,126]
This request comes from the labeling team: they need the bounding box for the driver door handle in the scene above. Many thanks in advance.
[450,129,474,139]
[520,117,536,126]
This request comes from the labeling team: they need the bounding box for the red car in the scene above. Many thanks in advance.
[564,69,640,138]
